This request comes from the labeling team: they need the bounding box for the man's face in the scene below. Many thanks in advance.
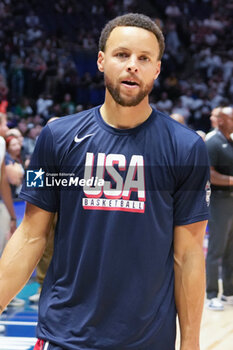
[8,137,21,156]
[97,26,161,107]
[219,107,233,134]
[225,113,233,134]
[210,108,219,129]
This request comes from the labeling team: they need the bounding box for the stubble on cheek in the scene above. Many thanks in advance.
[104,74,154,107]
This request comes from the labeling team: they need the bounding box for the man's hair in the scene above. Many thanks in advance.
[99,13,165,60]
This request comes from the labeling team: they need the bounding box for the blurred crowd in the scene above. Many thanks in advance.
[0,0,233,198]
[0,0,232,316]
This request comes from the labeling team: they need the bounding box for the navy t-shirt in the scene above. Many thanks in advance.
[20,107,209,350]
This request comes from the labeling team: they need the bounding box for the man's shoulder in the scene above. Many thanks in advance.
[150,109,205,164]
[205,130,224,148]
[34,107,98,157]
[153,109,200,145]
[43,107,98,148]
[48,108,97,135]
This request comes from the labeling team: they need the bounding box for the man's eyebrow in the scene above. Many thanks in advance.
[112,47,130,52]
[139,50,154,56]
[112,47,153,55]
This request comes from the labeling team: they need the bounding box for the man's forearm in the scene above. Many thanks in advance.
[0,223,47,312]
[174,248,205,350]
[1,182,16,219]
[210,168,233,187]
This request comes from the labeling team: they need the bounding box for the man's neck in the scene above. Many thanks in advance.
[100,96,152,129]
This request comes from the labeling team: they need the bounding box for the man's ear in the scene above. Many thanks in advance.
[97,51,105,72]
[154,61,161,80]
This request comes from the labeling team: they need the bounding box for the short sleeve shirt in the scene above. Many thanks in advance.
[206,130,233,191]
[20,107,210,350]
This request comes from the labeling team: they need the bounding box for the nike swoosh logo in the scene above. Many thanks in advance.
[74,133,94,143]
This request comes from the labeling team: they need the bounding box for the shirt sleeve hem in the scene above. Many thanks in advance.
[174,213,209,226]
[19,192,57,213]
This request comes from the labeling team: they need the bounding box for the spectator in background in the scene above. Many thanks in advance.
[61,93,75,115]
[180,88,194,110]
[6,136,22,163]
[0,113,16,257]
[206,106,233,311]
[6,127,29,167]
[5,135,24,199]
[192,75,208,96]
[189,92,211,132]
[0,114,25,309]
[165,21,181,58]
[163,72,180,99]
[0,75,8,114]
[24,52,47,99]
[25,10,40,28]
[44,52,58,96]
[0,113,8,137]
[222,54,233,82]
[165,2,182,18]
[17,119,28,136]
[156,91,173,114]
[9,56,25,104]
[23,123,42,159]
[170,113,185,125]
[171,98,190,123]
[205,106,221,141]
[14,97,33,119]
[26,25,43,42]
[6,128,24,149]
[208,89,226,110]
[36,94,54,120]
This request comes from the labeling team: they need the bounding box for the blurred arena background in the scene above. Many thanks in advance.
[0,0,233,349]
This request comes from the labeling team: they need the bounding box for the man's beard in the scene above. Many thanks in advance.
[105,75,154,107]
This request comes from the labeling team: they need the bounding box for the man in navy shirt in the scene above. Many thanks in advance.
[0,14,209,350]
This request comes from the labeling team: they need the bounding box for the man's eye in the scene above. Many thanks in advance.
[140,56,149,61]
[116,52,128,58]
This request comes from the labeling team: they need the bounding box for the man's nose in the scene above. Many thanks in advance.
[126,56,138,73]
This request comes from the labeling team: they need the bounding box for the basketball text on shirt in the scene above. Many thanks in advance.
[82,152,145,213]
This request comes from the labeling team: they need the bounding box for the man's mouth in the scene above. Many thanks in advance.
[121,80,139,86]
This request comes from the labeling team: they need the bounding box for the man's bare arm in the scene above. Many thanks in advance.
[174,220,207,350]
[210,166,233,186]
[5,162,24,186]
[0,162,16,221]
[0,202,55,313]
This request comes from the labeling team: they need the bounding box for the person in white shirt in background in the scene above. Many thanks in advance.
[0,113,16,254]
[0,113,24,315]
